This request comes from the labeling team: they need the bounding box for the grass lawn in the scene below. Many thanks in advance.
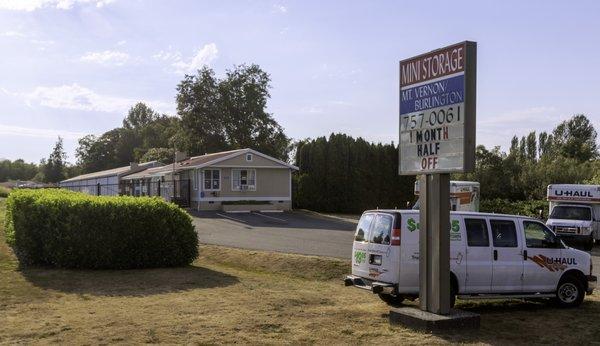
[1,198,600,344]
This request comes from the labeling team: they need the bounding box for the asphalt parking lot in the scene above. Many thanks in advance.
[191,210,357,259]
[191,210,600,268]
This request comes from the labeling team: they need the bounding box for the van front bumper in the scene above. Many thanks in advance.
[587,275,597,294]
[344,275,396,295]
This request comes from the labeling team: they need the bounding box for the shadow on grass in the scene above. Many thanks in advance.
[428,298,600,344]
[20,265,239,297]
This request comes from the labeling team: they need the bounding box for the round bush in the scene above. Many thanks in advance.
[4,189,198,269]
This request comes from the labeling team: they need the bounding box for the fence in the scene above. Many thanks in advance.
[61,179,191,207]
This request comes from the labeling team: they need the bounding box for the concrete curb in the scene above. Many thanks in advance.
[295,209,359,224]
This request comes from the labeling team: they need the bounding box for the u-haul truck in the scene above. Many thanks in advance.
[414,180,480,212]
[546,184,600,251]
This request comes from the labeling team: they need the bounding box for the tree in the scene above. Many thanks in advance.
[177,67,225,155]
[0,159,39,182]
[538,131,549,158]
[177,64,291,160]
[42,137,67,183]
[526,131,537,161]
[140,147,174,164]
[551,114,598,161]
[76,104,179,173]
[123,102,160,129]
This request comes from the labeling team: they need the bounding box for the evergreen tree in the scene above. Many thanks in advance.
[526,131,537,161]
[42,137,67,183]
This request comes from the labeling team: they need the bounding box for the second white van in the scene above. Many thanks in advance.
[345,209,596,308]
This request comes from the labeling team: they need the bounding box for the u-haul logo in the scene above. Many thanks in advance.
[548,189,600,202]
[528,254,577,272]
[554,190,594,198]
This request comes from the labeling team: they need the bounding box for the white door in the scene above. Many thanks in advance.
[489,218,523,293]
[522,220,563,292]
[351,213,375,279]
[367,213,399,284]
[464,217,493,293]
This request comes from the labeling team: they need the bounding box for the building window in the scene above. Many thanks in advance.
[246,153,253,161]
[232,169,256,191]
[204,169,220,191]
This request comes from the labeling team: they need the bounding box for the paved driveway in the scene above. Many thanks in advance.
[191,211,357,259]
[191,210,600,269]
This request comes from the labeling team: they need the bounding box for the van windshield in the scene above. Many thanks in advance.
[550,206,592,221]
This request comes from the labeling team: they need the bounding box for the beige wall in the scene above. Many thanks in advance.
[204,167,290,198]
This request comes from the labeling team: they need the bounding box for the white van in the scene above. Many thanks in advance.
[345,209,596,308]
[547,184,600,251]
[414,180,480,212]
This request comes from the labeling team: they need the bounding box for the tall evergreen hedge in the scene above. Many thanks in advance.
[4,189,198,269]
[294,134,415,213]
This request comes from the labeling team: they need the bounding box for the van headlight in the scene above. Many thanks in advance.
[580,226,592,234]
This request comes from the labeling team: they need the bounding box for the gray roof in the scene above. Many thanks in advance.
[121,165,172,180]
[61,161,160,183]
[122,148,298,179]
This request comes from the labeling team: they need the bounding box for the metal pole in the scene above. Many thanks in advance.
[419,173,450,315]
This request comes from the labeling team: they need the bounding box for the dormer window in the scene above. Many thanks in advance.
[246,153,253,162]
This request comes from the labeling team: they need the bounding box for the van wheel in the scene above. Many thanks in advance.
[378,294,404,306]
[555,276,585,308]
[450,281,457,308]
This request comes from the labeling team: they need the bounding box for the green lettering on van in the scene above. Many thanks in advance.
[451,220,460,233]
[354,250,366,264]
[450,219,461,241]
[407,218,419,232]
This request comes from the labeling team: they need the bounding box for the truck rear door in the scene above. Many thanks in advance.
[367,212,399,284]
[352,213,374,279]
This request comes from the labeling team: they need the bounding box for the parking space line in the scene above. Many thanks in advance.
[216,212,249,224]
[252,211,287,223]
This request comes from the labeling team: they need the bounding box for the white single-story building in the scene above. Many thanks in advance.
[60,161,162,196]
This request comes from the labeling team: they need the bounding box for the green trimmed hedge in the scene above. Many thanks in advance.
[4,189,198,269]
[480,198,548,218]
[0,186,10,198]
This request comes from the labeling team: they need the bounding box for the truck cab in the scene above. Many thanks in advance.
[546,184,600,251]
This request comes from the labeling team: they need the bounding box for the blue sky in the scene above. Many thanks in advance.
[0,0,599,163]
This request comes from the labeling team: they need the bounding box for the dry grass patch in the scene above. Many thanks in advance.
[1,199,600,344]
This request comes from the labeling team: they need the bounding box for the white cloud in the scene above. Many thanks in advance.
[273,4,287,13]
[0,123,87,139]
[0,30,26,37]
[152,48,182,62]
[0,0,115,11]
[3,84,174,114]
[80,50,130,66]
[153,43,218,74]
[172,43,218,74]
[116,40,126,46]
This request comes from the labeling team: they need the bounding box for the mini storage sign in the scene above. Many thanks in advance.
[399,41,477,175]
